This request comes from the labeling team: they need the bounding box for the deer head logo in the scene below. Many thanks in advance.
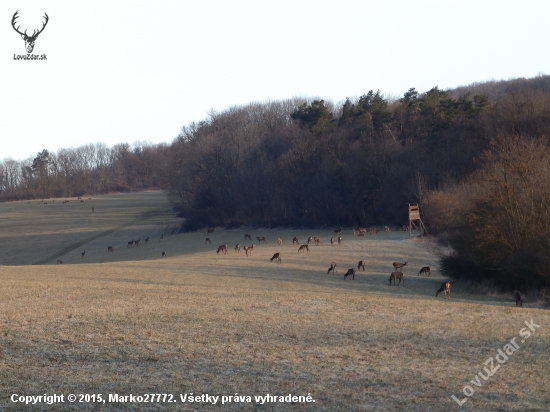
[11,11,49,54]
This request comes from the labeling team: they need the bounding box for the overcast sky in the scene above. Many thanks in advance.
[1,0,548,161]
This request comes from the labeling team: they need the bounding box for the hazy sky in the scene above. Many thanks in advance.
[1,0,548,161]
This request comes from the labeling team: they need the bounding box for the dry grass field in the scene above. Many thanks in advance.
[0,192,548,411]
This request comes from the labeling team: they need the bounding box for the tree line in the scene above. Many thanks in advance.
[0,142,169,201]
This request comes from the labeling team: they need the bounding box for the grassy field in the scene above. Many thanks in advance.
[0,191,548,411]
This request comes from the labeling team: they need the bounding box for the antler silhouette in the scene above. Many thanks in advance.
[12,11,49,53]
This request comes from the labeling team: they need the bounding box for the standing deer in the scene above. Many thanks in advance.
[307,236,313,244]
[327,262,337,275]
[389,272,404,285]
[256,236,266,243]
[357,260,365,271]
[145,237,149,244]
[107,246,114,253]
[344,268,356,280]
[436,282,451,299]
[338,236,342,244]
[127,239,134,247]
[81,251,85,258]
[207,228,215,234]
[244,244,255,256]
[385,226,391,232]
[244,233,251,240]
[234,244,241,253]
[334,228,342,236]
[513,290,523,307]
[392,261,408,271]
[331,237,335,245]
[418,266,431,277]
[270,252,282,263]
[161,251,167,258]
[134,239,140,247]
[359,228,367,235]
[159,234,164,241]
[216,245,228,254]
[205,238,212,244]
[371,227,379,234]
[292,236,299,245]
[277,236,282,245]
[298,244,309,253]
[57,259,62,264]
[314,236,320,245]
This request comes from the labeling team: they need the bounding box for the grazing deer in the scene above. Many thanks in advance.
[385,226,391,232]
[436,282,451,299]
[134,239,140,247]
[127,239,134,247]
[161,251,167,258]
[359,228,367,235]
[307,236,313,244]
[216,244,228,254]
[244,233,251,240]
[234,244,241,253]
[338,236,342,244]
[353,228,360,236]
[389,272,404,285]
[107,246,114,253]
[57,260,62,264]
[327,262,337,275]
[392,261,408,271]
[145,237,149,244]
[418,266,431,277]
[331,236,335,245]
[298,244,309,253]
[207,228,214,234]
[344,268,356,280]
[244,244,255,256]
[159,234,164,241]
[270,252,282,263]
[292,236,299,245]
[513,290,523,307]
[357,260,365,271]
[205,238,212,244]
[256,236,266,243]
[277,236,282,245]
[334,228,342,236]
[314,236,320,245]
[81,251,85,258]
[371,227,379,234]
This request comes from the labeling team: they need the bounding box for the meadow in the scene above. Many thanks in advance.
[0,191,548,411]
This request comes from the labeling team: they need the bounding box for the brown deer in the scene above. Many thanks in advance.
[436,282,451,299]
[314,236,320,245]
[244,233,252,240]
[353,228,360,236]
[513,290,523,307]
[344,268,356,280]
[359,228,367,235]
[270,252,282,263]
[292,236,299,245]
[334,228,342,236]
[81,251,85,258]
[277,236,282,245]
[389,272,404,285]
[159,234,164,241]
[327,262,337,275]
[216,244,228,254]
[298,244,309,253]
[371,227,379,234]
[207,228,214,234]
[392,261,408,271]
[385,226,391,232]
[161,251,167,258]
[256,236,266,243]
[56,259,62,264]
[357,260,365,271]
[244,244,255,256]
[234,244,241,253]
[307,236,313,244]
[145,237,149,244]
[331,236,335,245]
[205,238,212,244]
[127,239,134,247]
[107,246,114,253]
[418,266,431,277]
[134,239,140,247]
[338,236,342,244]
